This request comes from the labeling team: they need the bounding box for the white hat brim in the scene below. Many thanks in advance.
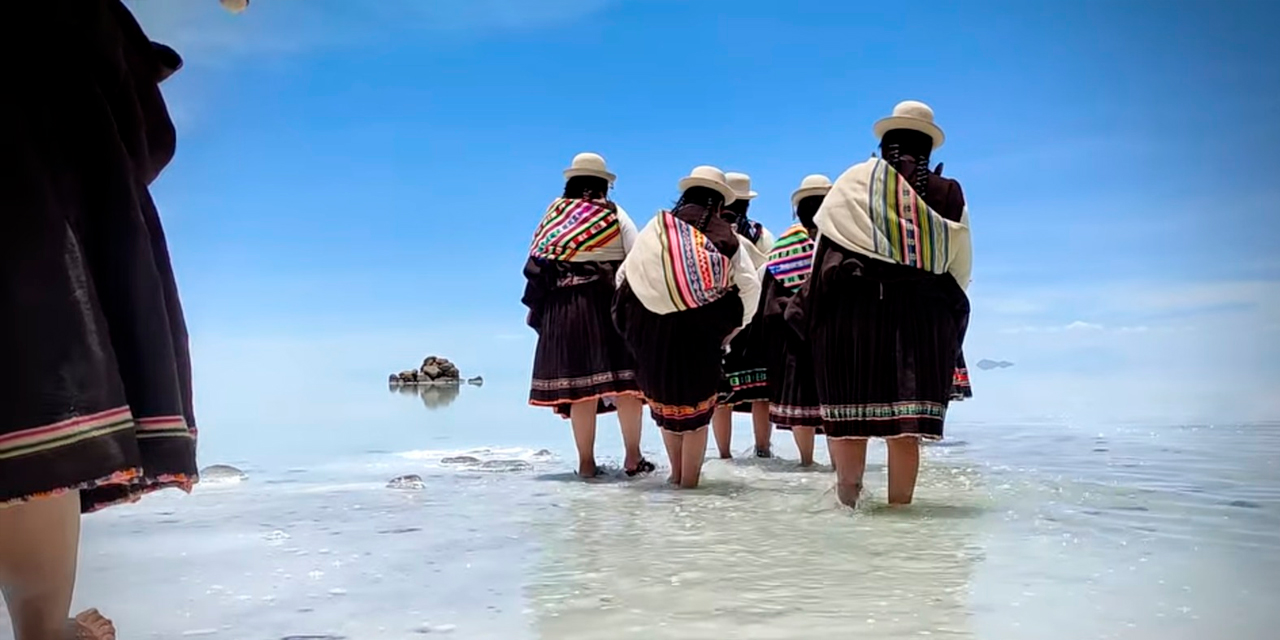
[791,186,831,208]
[564,167,617,184]
[677,176,737,205]
[735,190,758,200]
[873,116,945,149]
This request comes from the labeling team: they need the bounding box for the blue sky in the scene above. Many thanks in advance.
[125,0,1279,439]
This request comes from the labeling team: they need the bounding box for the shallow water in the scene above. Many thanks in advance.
[3,381,1278,639]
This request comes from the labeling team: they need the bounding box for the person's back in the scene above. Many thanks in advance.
[789,101,973,508]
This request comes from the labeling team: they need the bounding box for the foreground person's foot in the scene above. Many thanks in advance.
[754,446,773,459]
[70,609,116,640]
[575,461,599,478]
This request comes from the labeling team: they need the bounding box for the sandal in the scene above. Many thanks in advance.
[625,457,656,477]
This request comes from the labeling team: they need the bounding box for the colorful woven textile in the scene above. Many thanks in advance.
[867,159,952,274]
[529,198,621,261]
[656,211,732,311]
[764,223,816,290]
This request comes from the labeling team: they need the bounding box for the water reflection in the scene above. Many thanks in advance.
[391,382,462,410]
[524,456,985,639]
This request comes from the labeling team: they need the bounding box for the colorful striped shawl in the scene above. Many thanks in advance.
[764,224,815,290]
[656,210,732,311]
[866,159,951,274]
[529,198,621,261]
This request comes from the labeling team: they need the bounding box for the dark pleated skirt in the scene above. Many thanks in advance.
[1,0,198,512]
[529,273,640,418]
[613,283,742,433]
[718,312,771,410]
[797,240,969,441]
[759,275,823,431]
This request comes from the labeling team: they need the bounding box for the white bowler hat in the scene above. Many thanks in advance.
[790,174,833,208]
[563,152,617,184]
[873,100,945,149]
[724,172,758,200]
[677,165,738,205]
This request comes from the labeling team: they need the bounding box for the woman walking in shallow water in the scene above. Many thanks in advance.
[711,172,777,460]
[788,101,973,507]
[614,166,761,488]
[1,1,200,637]
[523,153,653,478]
[761,175,833,467]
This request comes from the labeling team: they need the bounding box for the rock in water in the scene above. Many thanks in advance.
[440,456,481,465]
[200,464,247,483]
[467,376,484,386]
[387,474,426,490]
[975,359,1015,370]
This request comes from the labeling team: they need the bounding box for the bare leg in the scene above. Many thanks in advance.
[679,428,710,489]
[711,406,732,458]
[614,395,645,471]
[751,401,772,456]
[569,400,598,477]
[661,429,683,485]
[791,427,817,467]
[827,438,869,508]
[886,436,921,505]
[0,491,114,640]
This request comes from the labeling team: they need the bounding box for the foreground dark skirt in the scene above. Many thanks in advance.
[528,272,641,418]
[613,284,743,433]
[1,0,198,512]
[790,240,970,441]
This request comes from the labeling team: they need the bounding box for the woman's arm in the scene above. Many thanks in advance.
[616,205,640,254]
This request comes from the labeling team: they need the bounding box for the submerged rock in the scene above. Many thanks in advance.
[387,474,426,490]
[200,464,247,483]
[466,376,484,386]
[478,460,533,473]
[440,455,481,465]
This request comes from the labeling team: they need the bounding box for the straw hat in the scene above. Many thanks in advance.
[220,0,249,13]
[725,172,758,201]
[677,166,737,205]
[790,174,833,208]
[563,152,617,185]
[873,100,945,149]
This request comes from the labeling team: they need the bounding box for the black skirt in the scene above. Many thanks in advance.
[759,275,823,431]
[613,283,742,433]
[718,306,771,410]
[788,239,970,440]
[524,259,639,418]
[1,1,198,511]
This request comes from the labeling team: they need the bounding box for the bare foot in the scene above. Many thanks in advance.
[836,482,862,508]
[71,609,116,640]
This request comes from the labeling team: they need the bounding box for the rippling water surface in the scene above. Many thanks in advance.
[3,379,1277,639]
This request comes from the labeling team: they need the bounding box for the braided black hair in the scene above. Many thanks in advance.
[879,129,934,198]
[563,175,610,201]
[676,186,725,230]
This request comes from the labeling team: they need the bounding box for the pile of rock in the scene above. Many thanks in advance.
[389,356,462,386]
